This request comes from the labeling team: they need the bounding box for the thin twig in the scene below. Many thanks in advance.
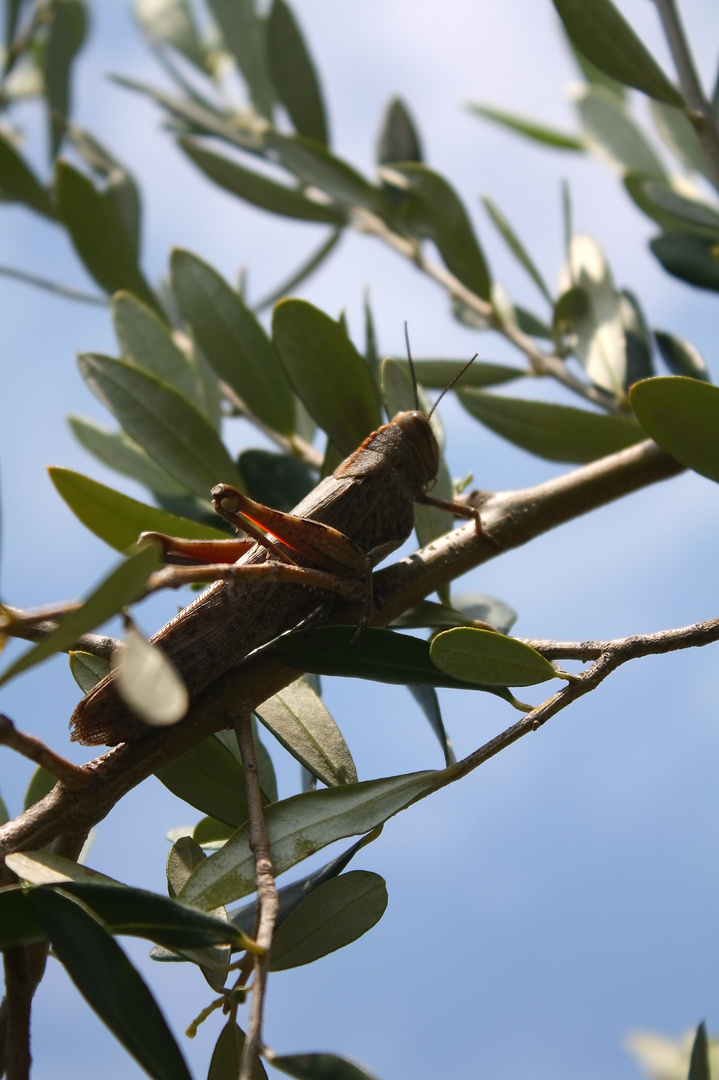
[519,616,719,660]
[220,382,323,470]
[0,716,86,788]
[0,607,119,659]
[0,265,108,307]
[653,0,719,193]
[233,707,277,1080]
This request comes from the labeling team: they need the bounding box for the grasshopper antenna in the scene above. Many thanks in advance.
[428,354,477,419]
[403,321,420,411]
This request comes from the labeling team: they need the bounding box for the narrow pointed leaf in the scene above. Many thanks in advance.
[552,0,683,106]
[112,292,200,404]
[482,196,552,303]
[171,248,296,435]
[25,888,193,1080]
[272,626,515,704]
[272,299,381,453]
[0,543,160,687]
[54,160,158,311]
[0,131,54,216]
[48,467,228,551]
[466,103,583,150]
[267,0,328,146]
[256,677,357,787]
[408,684,454,766]
[23,767,57,811]
[136,0,207,71]
[209,1021,268,1080]
[654,332,710,382]
[431,627,558,687]
[630,376,719,483]
[688,1023,710,1080]
[386,162,491,301]
[254,228,343,314]
[180,768,448,909]
[458,390,643,463]
[265,131,390,216]
[650,232,719,292]
[155,734,249,826]
[178,139,345,224]
[208,0,273,116]
[69,415,191,496]
[269,1052,381,1080]
[6,851,118,887]
[620,290,654,386]
[405,358,522,389]
[377,97,423,164]
[649,101,708,177]
[43,0,88,157]
[78,353,243,497]
[624,176,719,238]
[270,871,387,971]
[572,85,666,177]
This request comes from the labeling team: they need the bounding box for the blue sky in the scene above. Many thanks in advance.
[1,2,718,1078]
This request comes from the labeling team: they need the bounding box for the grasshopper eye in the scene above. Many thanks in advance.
[393,410,439,485]
[212,484,241,514]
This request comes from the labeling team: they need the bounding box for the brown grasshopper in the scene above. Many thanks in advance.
[71,362,480,746]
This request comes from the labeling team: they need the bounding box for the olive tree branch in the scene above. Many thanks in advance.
[0,439,685,858]
[653,0,719,193]
[232,707,277,1080]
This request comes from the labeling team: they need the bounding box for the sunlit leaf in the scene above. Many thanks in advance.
[256,677,357,787]
[552,0,683,105]
[572,85,666,177]
[25,888,193,1080]
[69,650,111,692]
[77,353,243,497]
[649,101,708,177]
[48,467,228,551]
[431,627,558,686]
[272,298,381,453]
[624,175,719,238]
[0,543,160,687]
[630,376,719,483]
[208,0,273,116]
[136,0,207,71]
[114,626,189,727]
[458,389,643,463]
[270,871,387,970]
[267,0,328,146]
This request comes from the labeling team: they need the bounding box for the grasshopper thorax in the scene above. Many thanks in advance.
[335,409,439,501]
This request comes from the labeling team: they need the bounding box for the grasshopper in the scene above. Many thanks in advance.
[71,361,480,746]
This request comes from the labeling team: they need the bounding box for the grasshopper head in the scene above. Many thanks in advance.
[391,410,440,492]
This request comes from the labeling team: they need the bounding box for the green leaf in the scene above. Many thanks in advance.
[178,139,345,224]
[25,888,193,1080]
[114,626,189,727]
[390,596,515,633]
[269,1052,381,1080]
[6,851,119,887]
[649,101,709,177]
[407,684,455,767]
[69,416,191,496]
[239,449,316,512]
[630,376,719,483]
[270,870,386,971]
[0,130,54,216]
[54,160,158,311]
[43,0,88,157]
[272,298,381,454]
[207,0,273,117]
[431,627,558,687]
[65,127,142,258]
[209,1022,268,1080]
[180,768,445,909]
[384,162,491,301]
[0,791,8,826]
[566,33,626,100]
[515,306,553,339]
[552,0,683,106]
[265,131,390,217]
[69,649,111,692]
[272,626,515,705]
[458,389,643,463]
[77,353,243,498]
[0,543,161,687]
[558,234,626,396]
[155,734,249,827]
[136,0,208,71]
[650,232,719,291]
[406,358,523,389]
[377,97,423,164]
[48,467,228,551]
[193,816,234,845]
[624,175,719,238]
[466,103,584,151]
[0,887,47,947]
[170,248,296,436]
[267,0,328,146]
[572,85,666,177]
[256,677,357,788]
[112,292,201,405]
[654,331,710,382]
[482,196,552,304]
[620,290,654,386]
[23,766,57,811]
[688,1023,710,1080]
